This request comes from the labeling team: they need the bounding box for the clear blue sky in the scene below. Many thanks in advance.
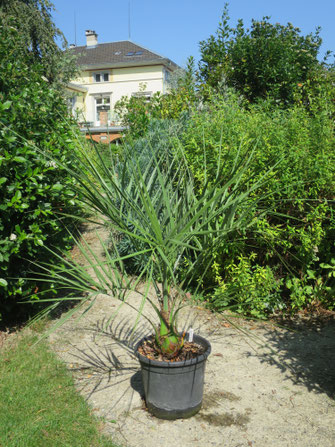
[52,0,335,68]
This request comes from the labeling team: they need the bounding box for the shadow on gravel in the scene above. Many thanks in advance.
[62,317,148,400]
[258,319,335,399]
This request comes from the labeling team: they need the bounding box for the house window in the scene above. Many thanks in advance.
[164,69,171,84]
[68,95,76,111]
[95,96,111,122]
[67,95,79,117]
[94,72,109,83]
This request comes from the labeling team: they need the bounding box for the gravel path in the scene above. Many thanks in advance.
[49,223,335,447]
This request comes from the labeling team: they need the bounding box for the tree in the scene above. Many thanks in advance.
[198,4,328,105]
[0,0,77,86]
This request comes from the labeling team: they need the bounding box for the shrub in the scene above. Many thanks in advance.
[210,253,283,318]
[110,85,335,316]
[0,20,82,321]
[178,92,335,315]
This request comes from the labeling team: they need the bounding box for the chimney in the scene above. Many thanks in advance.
[85,30,98,47]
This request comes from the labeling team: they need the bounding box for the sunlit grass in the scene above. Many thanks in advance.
[0,332,120,447]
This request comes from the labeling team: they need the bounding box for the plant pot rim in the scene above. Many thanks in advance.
[134,333,211,368]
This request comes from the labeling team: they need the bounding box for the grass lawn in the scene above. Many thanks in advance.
[0,332,120,447]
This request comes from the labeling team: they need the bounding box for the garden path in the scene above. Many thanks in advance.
[49,222,335,447]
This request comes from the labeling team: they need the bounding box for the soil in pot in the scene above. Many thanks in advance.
[138,336,206,362]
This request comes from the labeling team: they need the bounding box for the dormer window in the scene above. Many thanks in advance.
[94,72,109,83]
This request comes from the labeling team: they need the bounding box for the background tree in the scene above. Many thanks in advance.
[0,0,77,86]
[198,4,331,106]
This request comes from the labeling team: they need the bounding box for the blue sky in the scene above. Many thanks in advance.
[52,0,335,67]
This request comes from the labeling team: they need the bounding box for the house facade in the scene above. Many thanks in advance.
[68,30,178,143]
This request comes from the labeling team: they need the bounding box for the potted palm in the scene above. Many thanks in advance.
[34,128,274,419]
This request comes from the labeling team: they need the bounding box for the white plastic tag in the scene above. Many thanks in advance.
[188,328,194,342]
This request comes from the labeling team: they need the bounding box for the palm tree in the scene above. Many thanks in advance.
[34,127,276,358]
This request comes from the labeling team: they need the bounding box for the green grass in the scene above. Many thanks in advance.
[0,332,120,447]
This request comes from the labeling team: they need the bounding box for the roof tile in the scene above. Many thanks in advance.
[70,40,177,68]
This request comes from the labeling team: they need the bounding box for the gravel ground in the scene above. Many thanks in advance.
[48,223,335,447]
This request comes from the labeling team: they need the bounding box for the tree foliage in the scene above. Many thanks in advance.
[198,4,330,105]
[0,0,77,86]
[0,15,82,322]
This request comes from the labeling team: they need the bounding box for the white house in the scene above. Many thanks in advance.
[68,30,178,143]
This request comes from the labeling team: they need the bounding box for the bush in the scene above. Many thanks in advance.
[110,85,335,316]
[210,253,283,318]
[0,20,82,321]
[104,8,335,317]
[178,92,335,315]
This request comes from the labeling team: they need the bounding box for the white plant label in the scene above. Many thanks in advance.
[188,328,194,342]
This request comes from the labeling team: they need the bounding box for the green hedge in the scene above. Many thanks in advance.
[0,21,82,321]
[179,92,335,316]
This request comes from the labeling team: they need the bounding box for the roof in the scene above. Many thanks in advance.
[69,40,178,71]
[67,82,88,93]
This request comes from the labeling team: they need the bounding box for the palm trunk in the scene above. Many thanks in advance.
[158,267,180,357]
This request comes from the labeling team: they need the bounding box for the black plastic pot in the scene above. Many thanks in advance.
[134,333,211,420]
